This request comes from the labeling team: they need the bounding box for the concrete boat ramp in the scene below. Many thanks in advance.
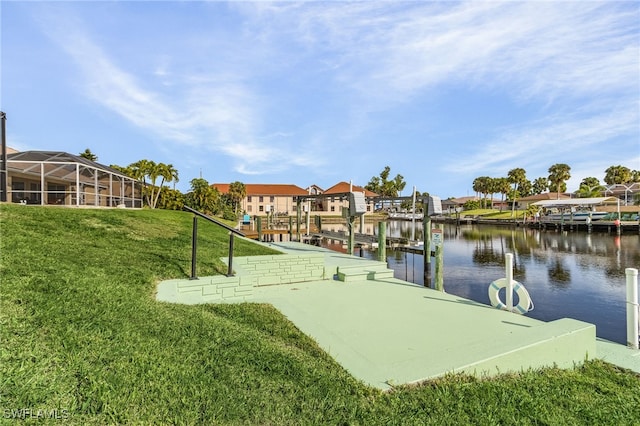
[157,242,639,390]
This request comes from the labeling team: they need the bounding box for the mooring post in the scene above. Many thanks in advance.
[626,268,639,350]
[256,216,262,241]
[423,214,432,287]
[190,215,198,280]
[347,216,356,255]
[434,224,444,291]
[378,221,387,262]
[296,202,301,241]
[505,253,514,311]
[288,215,292,240]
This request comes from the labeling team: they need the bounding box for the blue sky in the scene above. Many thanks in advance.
[2,1,639,198]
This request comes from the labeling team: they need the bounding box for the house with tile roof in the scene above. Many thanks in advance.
[212,183,308,216]
[305,181,378,215]
[213,181,378,216]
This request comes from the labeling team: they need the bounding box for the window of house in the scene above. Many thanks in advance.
[247,205,252,212]
[270,196,274,202]
[330,206,335,212]
[247,196,252,202]
[259,205,264,212]
[367,205,371,212]
[259,196,264,202]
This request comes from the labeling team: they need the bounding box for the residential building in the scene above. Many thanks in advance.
[212,181,378,216]
[3,150,142,207]
[514,193,571,210]
[212,183,308,215]
[308,182,378,215]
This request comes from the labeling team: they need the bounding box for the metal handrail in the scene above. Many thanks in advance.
[183,206,245,279]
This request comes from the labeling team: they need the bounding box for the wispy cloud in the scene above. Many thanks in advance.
[449,100,640,177]
[31,1,638,187]
[234,1,638,184]
[35,4,317,176]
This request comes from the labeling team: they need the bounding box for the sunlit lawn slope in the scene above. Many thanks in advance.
[1,205,639,424]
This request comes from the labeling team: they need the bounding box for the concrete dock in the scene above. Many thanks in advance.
[156,241,639,390]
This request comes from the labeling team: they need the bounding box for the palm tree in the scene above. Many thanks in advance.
[228,181,246,215]
[495,177,511,212]
[507,168,527,217]
[548,163,571,199]
[150,163,177,209]
[532,177,549,195]
[472,176,491,208]
[167,164,179,191]
[128,159,154,207]
[604,165,632,185]
[577,177,604,198]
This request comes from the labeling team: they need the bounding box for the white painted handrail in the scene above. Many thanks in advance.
[626,268,639,350]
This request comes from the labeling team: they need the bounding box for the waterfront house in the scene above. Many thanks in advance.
[212,181,378,217]
[4,150,142,207]
[312,182,378,215]
[515,193,571,211]
[212,183,308,216]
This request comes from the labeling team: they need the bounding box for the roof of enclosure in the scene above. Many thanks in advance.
[7,151,133,179]
[532,197,618,208]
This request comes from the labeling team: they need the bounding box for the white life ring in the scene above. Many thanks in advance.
[488,278,533,314]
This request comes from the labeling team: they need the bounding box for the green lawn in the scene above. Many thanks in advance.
[459,208,526,220]
[1,204,639,424]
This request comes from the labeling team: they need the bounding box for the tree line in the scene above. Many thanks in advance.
[79,149,246,219]
[471,163,640,209]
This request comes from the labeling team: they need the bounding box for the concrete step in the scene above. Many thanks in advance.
[336,263,395,282]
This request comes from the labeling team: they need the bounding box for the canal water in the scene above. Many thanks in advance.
[354,221,640,345]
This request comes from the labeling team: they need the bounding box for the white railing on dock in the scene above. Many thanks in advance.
[627,268,639,350]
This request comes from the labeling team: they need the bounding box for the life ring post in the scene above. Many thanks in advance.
[505,253,514,312]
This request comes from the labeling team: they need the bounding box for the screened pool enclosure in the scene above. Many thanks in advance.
[5,151,142,208]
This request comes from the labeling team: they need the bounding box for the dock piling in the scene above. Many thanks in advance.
[378,221,387,263]
[626,268,639,350]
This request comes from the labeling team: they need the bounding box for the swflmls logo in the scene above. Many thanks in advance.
[3,408,69,420]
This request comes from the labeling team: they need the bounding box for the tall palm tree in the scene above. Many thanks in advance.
[532,177,549,195]
[228,181,246,215]
[167,164,179,191]
[495,177,511,212]
[507,168,527,217]
[129,159,154,207]
[577,177,604,198]
[604,165,631,185]
[472,176,491,208]
[150,163,177,209]
[548,163,571,200]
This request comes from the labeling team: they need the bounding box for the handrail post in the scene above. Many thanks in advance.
[626,268,639,349]
[227,233,235,277]
[190,215,198,280]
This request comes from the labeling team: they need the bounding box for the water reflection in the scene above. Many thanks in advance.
[359,221,640,344]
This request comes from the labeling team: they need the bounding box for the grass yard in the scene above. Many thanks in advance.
[1,204,639,424]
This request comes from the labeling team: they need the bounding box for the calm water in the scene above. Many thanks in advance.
[357,221,640,344]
